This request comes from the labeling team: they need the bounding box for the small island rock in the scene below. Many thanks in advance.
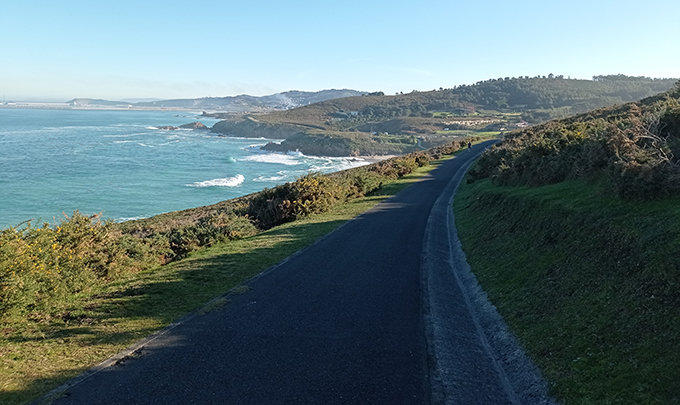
[179,121,209,130]
[156,122,209,131]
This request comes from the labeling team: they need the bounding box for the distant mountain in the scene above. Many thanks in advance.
[67,98,130,107]
[132,89,366,111]
[120,98,163,103]
[63,90,365,112]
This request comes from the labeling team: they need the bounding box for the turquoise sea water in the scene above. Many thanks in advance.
[0,108,369,228]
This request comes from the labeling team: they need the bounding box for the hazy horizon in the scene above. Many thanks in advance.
[7,74,680,104]
[1,1,678,101]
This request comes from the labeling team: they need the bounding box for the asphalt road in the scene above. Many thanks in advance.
[46,141,527,404]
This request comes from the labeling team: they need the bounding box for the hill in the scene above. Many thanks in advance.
[67,98,130,107]
[469,81,680,198]
[133,89,365,111]
[64,90,365,112]
[455,83,680,402]
[455,74,676,118]
[210,75,678,156]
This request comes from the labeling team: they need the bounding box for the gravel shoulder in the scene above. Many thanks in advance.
[422,147,554,404]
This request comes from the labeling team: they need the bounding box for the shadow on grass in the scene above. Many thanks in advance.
[10,154,469,404]
[7,156,453,404]
[0,367,84,405]
[5,219,348,405]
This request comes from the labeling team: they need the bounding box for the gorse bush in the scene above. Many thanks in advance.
[0,212,161,317]
[167,214,258,259]
[1,141,464,319]
[368,152,430,179]
[470,84,680,199]
[346,170,385,197]
[247,152,436,229]
[247,172,372,229]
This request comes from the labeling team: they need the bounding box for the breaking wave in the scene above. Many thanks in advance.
[240,153,302,166]
[186,174,245,188]
[253,171,289,182]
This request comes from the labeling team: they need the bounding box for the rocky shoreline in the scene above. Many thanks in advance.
[157,122,209,131]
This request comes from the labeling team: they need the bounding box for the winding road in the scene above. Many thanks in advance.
[44,141,550,404]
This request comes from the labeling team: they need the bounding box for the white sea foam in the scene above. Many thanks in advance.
[244,144,268,153]
[240,153,302,166]
[113,123,147,128]
[253,171,289,182]
[303,155,369,173]
[113,140,136,144]
[115,216,148,222]
[187,174,245,188]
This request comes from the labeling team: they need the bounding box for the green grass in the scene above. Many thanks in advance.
[435,129,502,137]
[0,156,449,405]
[432,111,456,118]
[454,178,680,404]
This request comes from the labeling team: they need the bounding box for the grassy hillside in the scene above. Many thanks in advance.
[455,84,680,403]
[455,74,676,117]
[455,179,680,403]
[210,75,677,156]
[470,82,680,198]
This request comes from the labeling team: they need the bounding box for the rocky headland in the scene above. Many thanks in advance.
[157,121,210,130]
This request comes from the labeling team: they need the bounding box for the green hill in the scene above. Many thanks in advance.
[211,75,678,156]
[455,74,676,117]
[469,82,680,198]
[455,83,680,402]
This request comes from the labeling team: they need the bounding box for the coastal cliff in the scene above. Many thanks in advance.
[157,121,209,130]
[210,116,305,138]
[261,132,421,157]
[210,117,423,156]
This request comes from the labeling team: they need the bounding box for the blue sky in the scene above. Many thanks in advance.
[1,0,678,101]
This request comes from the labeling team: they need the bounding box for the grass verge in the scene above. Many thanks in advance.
[0,155,452,405]
[454,178,680,403]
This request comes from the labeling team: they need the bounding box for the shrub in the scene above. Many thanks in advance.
[346,170,384,197]
[468,89,680,199]
[0,212,134,317]
[413,152,430,167]
[247,173,349,229]
[166,213,258,259]
[369,155,420,179]
[287,173,348,218]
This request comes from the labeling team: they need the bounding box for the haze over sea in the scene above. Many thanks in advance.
[0,108,369,228]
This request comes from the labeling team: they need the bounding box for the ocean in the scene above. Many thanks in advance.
[0,108,370,228]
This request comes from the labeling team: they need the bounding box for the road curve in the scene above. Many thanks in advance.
[43,141,547,404]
